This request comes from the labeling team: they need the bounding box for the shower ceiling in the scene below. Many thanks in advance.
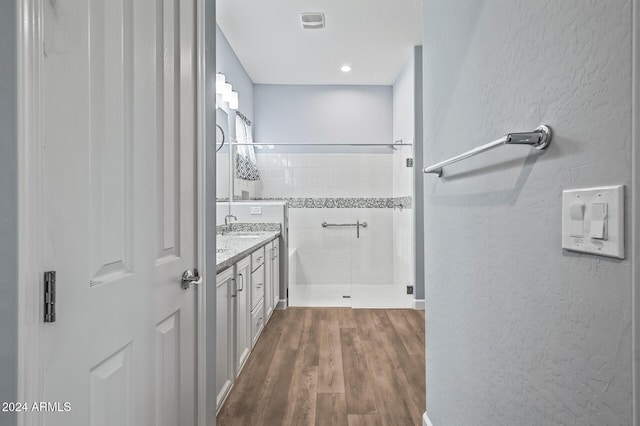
[216,0,423,85]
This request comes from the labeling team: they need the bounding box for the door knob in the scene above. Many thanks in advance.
[181,268,202,289]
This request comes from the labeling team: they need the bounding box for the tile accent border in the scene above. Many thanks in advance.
[215,197,413,209]
[226,197,414,209]
[216,222,281,235]
[392,196,413,210]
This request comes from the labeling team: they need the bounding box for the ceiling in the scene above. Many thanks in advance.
[216,0,423,85]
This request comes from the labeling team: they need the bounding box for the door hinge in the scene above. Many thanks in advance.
[44,271,56,323]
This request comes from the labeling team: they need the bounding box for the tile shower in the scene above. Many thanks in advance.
[234,150,416,308]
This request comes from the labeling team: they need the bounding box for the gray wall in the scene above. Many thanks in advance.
[423,1,632,424]
[0,1,18,425]
[254,84,392,152]
[216,25,254,122]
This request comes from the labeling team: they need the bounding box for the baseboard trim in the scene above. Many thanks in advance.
[276,299,288,310]
[413,299,425,310]
[423,412,433,426]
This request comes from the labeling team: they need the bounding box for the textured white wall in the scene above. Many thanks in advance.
[424,1,632,424]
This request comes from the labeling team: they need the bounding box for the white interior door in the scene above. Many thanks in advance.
[39,0,198,425]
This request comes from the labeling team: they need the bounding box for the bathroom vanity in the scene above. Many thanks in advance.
[215,224,282,412]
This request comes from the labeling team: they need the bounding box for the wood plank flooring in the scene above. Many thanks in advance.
[217,308,426,426]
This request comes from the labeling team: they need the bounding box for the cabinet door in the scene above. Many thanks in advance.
[216,268,235,411]
[235,256,252,375]
[272,239,280,308]
[264,242,274,320]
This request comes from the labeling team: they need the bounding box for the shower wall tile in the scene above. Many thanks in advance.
[289,208,394,287]
[256,153,393,198]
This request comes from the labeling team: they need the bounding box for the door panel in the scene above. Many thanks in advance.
[89,343,134,426]
[155,312,180,426]
[40,0,197,424]
[157,0,181,262]
[88,0,134,286]
[236,257,251,374]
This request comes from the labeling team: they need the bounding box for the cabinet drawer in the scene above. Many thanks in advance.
[251,246,265,271]
[251,300,264,347]
[251,264,264,309]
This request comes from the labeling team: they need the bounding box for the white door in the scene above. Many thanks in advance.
[235,257,251,375]
[40,0,198,425]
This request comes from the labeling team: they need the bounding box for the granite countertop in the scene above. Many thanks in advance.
[216,223,281,273]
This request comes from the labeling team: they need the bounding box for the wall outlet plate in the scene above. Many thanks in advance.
[406,158,414,167]
[561,185,624,259]
[406,285,414,295]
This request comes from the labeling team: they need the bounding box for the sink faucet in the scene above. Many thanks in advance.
[224,214,237,226]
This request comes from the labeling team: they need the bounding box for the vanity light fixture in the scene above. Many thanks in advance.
[222,82,233,102]
[216,73,226,94]
[341,65,352,73]
[229,91,239,110]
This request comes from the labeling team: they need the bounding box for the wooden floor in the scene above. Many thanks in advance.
[217,308,426,426]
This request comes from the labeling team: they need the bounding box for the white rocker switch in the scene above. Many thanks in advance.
[590,202,608,240]
[569,203,585,237]
[562,185,623,259]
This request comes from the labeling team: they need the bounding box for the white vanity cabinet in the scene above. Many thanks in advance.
[215,236,281,413]
[235,256,251,375]
[215,267,235,411]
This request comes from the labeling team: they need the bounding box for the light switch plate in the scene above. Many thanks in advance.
[250,206,262,215]
[561,185,624,259]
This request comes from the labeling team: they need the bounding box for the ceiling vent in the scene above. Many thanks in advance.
[300,12,325,30]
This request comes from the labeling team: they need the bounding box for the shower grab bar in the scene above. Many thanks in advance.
[423,125,552,177]
[321,220,368,238]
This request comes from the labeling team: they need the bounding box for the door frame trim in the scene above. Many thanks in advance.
[17,0,45,425]
[633,0,640,424]
[195,0,208,424]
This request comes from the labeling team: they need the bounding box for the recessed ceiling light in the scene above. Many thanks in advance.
[341,65,352,73]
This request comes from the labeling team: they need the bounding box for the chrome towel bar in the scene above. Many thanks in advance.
[423,125,552,177]
[321,220,368,238]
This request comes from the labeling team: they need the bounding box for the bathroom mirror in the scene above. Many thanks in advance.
[216,107,232,217]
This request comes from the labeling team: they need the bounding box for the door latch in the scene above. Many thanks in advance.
[181,268,202,289]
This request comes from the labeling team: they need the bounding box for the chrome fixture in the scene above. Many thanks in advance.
[321,220,368,238]
[423,125,552,177]
[224,214,237,226]
[181,269,202,289]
